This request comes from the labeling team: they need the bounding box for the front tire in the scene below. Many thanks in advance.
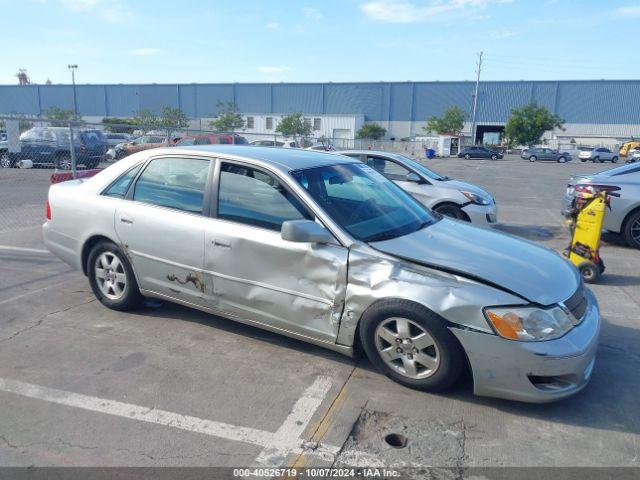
[0,151,14,168]
[55,153,72,170]
[464,154,471,160]
[359,300,464,392]
[612,156,618,163]
[88,241,142,311]
[491,154,498,160]
[529,156,537,162]
[558,156,567,163]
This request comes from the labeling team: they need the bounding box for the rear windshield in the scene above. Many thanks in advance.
[595,163,640,176]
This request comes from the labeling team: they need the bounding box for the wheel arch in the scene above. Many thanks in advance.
[621,204,640,240]
[431,200,471,221]
[355,296,473,378]
[81,234,119,276]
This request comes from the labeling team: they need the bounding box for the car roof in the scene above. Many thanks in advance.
[150,145,356,173]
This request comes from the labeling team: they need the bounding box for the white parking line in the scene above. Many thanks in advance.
[254,376,333,466]
[0,376,338,465]
[0,245,51,254]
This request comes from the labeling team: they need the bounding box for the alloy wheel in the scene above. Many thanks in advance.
[0,152,11,168]
[95,252,127,300]
[374,317,440,379]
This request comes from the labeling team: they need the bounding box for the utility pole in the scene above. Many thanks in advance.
[470,51,483,145]
[68,64,78,118]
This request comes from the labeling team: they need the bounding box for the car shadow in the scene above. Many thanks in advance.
[493,223,565,241]
[598,273,640,287]
[131,299,640,436]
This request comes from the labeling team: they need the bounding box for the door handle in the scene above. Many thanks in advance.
[212,239,231,248]
[120,216,134,224]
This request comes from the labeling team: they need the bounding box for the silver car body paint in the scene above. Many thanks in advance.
[44,146,600,402]
[562,163,640,234]
[340,151,497,226]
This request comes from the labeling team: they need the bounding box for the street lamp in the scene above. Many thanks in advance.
[68,64,78,119]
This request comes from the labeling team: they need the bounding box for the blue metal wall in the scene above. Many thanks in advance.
[1,80,639,124]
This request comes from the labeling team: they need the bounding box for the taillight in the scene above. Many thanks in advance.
[46,200,52,220]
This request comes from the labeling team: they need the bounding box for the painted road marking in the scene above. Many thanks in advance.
[254,376,333,466]
[0,245,50,254]
[0,376,340,465]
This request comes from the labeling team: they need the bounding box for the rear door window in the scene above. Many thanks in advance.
[366,156,412,181]
[103,164,143,198]
[133,157,211,214]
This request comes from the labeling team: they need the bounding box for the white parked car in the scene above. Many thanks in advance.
[341,151,497,226]
[578,147,619,163]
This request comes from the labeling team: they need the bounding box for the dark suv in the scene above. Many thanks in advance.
[458,146,503,160]
[3,127,106,169]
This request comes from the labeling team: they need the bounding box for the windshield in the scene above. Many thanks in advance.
[292,162,437,242]
[386,153,445,180]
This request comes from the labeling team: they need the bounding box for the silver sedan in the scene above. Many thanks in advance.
[44,146,599,402]
[340,150,497,226]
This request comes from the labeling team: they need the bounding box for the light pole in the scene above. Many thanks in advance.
[470,52,483,145]
[68,64,78,119]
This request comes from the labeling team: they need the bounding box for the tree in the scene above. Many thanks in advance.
[133,109,160,131]
[276,113,312,144]
[43,107,74,126]
[423,106,466,135]
[157,106,189,139]
[356,123,387,140]
[102,117,139,133]
[503,103,564,147]
[209,101,245,132]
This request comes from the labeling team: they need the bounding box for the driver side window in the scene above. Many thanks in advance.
[217,163,312,231]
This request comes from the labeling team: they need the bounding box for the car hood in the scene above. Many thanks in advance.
[370,218,580,305]
[437,179,492,199]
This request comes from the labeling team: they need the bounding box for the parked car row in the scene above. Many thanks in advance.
[1,127,106,169]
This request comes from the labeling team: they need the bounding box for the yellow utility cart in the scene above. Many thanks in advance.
[564,185,620,283]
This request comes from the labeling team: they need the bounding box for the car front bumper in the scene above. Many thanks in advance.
[450,288,600,403]
[462,200,498,226]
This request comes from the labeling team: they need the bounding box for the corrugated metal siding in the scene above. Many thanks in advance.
[1,81,640,126]
[325,83,388,120]
[412,82,475,121]
[476,81,531,122]
[272,84,322,114]
[105,85,139,117]
[0,85,40,115]
[40,85,75,112]
[556,81,640,124]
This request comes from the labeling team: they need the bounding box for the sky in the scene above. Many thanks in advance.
[2,0,640,85]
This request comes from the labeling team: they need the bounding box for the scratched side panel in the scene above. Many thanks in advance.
[203,220,348,343]
[114,203,208,306]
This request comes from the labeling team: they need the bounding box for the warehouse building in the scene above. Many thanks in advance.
[0,80,639,144]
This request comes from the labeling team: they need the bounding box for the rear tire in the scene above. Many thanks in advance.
[464,154,471,160]
[87,241,143,311]
[594,156,602,163]
[612,156,618,163]
[433,203,470,222]
[359,299,464,392]
[622,210,640,249]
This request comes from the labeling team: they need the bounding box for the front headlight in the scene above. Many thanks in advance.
[484,305,575,341]
[461,191,492,205]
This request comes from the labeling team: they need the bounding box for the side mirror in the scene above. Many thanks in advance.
[406,172,422,183]
[281,220,334,244]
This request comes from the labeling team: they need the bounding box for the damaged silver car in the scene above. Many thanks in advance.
[43,146,600,403]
